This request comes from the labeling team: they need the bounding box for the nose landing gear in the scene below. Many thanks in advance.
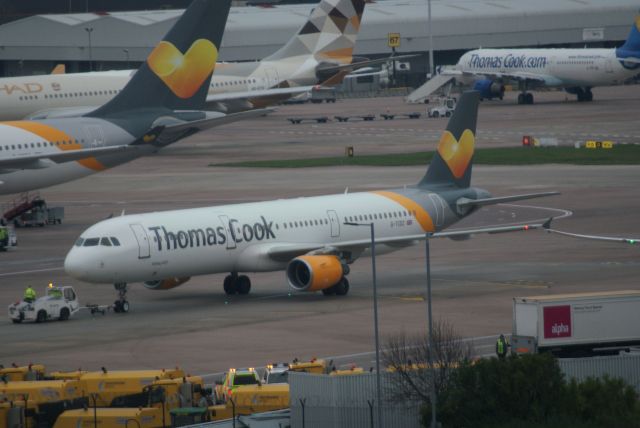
[113,283,129,313]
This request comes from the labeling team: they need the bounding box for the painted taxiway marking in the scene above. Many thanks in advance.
[0,267,64,277]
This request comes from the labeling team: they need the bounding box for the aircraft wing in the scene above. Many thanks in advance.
[465,70,549,83]
[266,221,548,262]
[205,87,315,104]
[317,54,420,74]
[0,145,133,170]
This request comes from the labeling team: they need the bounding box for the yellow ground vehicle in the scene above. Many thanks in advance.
[52,407,164,428]
[289,358,327,374]
[330,367,365,376]
[209,384,289,421]
[214,368,260,404]
[77,368,185,406]
[0,364,46,382]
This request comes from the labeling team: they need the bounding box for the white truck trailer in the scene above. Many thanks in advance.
[512,290,640,357]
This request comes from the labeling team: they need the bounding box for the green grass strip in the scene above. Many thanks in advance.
[210,145,640,168]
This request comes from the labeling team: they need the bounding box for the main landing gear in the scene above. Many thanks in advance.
[223,273,252,295]
[113,283,130,313]
[321,277,350,296]
[517,92,534,105]
[576,88,593,102]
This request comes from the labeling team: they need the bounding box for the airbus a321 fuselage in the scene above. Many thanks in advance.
[0,0,369,121]
[65,91,558,312]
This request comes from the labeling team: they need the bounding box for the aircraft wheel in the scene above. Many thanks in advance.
[334,278,350,296]
[237,275,251,295]
[432,111,439,118]
[223,275,237,295]
[525,93,534,104]
[322,287,336,296]
[36,310,47,323]
[585,89,593,102]
[59,308,70,321]
[517,93,524,105]
[121,301,130,313]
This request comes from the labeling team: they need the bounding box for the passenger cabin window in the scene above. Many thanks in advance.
[83,238,100,247]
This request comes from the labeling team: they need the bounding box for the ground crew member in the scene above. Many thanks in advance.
[496,334,509,360]
[24,286,36,303]
[0,226,7,248]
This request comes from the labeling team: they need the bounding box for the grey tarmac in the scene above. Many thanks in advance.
[0,86,638,375]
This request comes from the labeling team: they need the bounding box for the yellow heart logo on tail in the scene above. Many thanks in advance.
[437,129,475,179]
[147,39,218,99]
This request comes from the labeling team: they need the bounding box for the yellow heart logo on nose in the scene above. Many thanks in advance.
[437,129,475,179]
[147,39,218,99]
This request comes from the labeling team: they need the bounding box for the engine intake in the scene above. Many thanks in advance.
[472,79,505,100]
[144,277,191,290]
[286,255,345,292]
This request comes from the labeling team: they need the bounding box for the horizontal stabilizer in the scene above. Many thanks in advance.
[205,87,315,104]
[406,74,454,103]
[457,191,559,209]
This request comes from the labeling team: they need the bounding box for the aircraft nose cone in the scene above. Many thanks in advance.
[64,249,89,280]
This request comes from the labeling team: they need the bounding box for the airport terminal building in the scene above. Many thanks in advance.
[0,0,636,86]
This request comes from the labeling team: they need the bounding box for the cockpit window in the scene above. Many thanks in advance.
[100,237,112,246]
[75,238,84,247]
[111,237,121,246]
[83,238,100,247]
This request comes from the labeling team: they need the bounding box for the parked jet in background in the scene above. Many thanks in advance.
[407,16,640,104]
[65,91,558,312]
[0,0,245,196]
[0,0,381,120]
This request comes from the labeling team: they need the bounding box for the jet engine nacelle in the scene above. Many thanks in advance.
[286,255,346,292]
[472,79,504,100]
[143,277,191,290]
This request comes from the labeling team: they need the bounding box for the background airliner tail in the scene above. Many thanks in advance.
[89,0,231,118]
[264,0,365,65]
[418,91,480,189]
[616,16,640,69]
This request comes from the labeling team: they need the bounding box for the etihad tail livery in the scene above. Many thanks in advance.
[407,16,640,105]
[65,91,558,313]
[0,0,269,196]
[0,0,374,120]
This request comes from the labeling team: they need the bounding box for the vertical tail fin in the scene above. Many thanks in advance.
[418,91,480,189]
[265,0,365,64]
[89,0,231,118]
[616,16,640,69]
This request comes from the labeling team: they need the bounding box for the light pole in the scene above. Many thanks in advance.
[123,49,130,69]
[427,0,434,79]
[425,232,437,428]
[344,221,382,428]
[85,27,94,72]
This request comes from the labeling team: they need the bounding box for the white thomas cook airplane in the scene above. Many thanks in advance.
[407,15,640,104]
[64,91,558,313]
